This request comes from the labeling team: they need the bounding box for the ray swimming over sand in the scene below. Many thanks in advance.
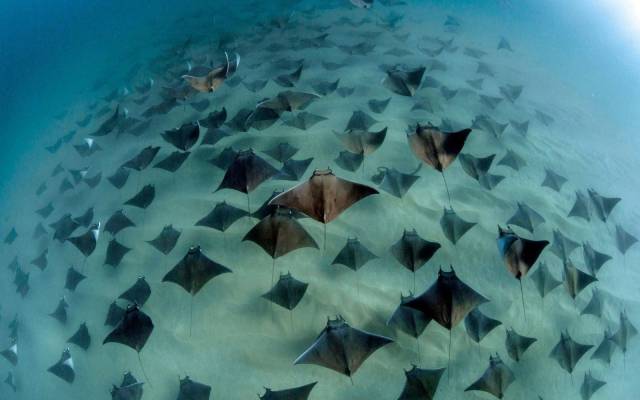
[464,308,501,343]
[47,348,75,384]
[549,330,593,375]
[65,266,86,292]
[440,208,476,244]
[111,372,144,400]
[262,272,308,311]
[396,365,445,400]
[124,185,155,209]
[147,224,181,255]
[259,381,317,400]
[176,376,211,400]
[105,238,131,268]
[162,122,200,151]
[196,201,248,232]
[505,328,537,362]
[529,262,562,299]
[465,354,515,399]
[383,65,425,97]
[563,261,597,300]
[67,322,91,350]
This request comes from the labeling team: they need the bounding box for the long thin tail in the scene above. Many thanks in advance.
[137,352,151,386]
[441,171,453,209]
[189,296,193,337]
[519,279,527,323]
[447,329,452,384]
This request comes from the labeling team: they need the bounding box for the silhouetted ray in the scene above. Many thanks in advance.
[465,308,501,343]
[338,42,375,55]
[227,108,253,132]
[294,316,393,378]
[507,202,544,233]
[31,249,48,270]
[541,169,567,192]
[479,95,502,110]
[580,371,605,400]
[529,262,561,298]
[311,79,339,96]
[111,372,144,400]
[47,349,75,384]
[550,229,579,261]
[615,224,638,254]
[476,62,494,77]
[535,110,554,126]
[14,266,29,297]
[124,185,155,209]
[209,147,238,170]
[68,322,90,350]
[103,304,154,353]
[274,65,303,87]
[465,355,514,399]
[91,105,121,137]
[466,78,484,90]
[182,52,239,92]
[0,341,17,366]
[108,167,131,189]
[4,371,16,392]
[336,127,387,157]
[581,288,604,318]
[74,207,94,228]
[65,266,86,291]
[588,189,620,222]
[591,330,617,364]
[199,107,227,129]
[153,151,190,172]
[283,111,327,130]
[201,128,230,146]
[368,98,391,114]
[337,87,355,97]
[105,209,135,236]
[190,99,209,112]
[332,237,377,272]
[346,110,378,131]
[36,182,47,196]
[391,229,441,274]
[440,86,458,101]
[335,151,363,172]
[196,201,248,232]
[216,149,278,196]
[563,261,597,300]
[499,84,523,103]
[259,381,317,400]
[387,293,430,339]
[84,172,102,188]
[269,168,378,225]
[143,97,178,118]
[568,191,591,221]
[408,124,471,175]
[33,222,47,238]
[105,239,131,268]
[7,256,19,271]
[612,310,637,354]
[262,272,308,310]
[59,177,74,193]
[459,153,504,190]
[371,165,420,199]
[550,330,593,374]
[74,138,102,157]
[52,163,64,177]
[472,115,508,138]
[497,37,513,51]
[67,223,100,257]
[274,158,313,181]
[176,376,211,400]
[36,202,54,219]
[147,225,181,255]
[440,208,476,244]
[264,143,298,163]
[162,122,200,151]
[498,149,526,171]
[129,120,151,137]
[122,146,160,171]
[243,79,268,92]
[46,138,63,153]
[163,245,231,299]
[3,227,17,244]
[260,91,320,113]
[397,365,445,400]
[119,277,151,306]
[49,297,68,324]
[582,242,611,276]
[383,65,425,97]
[505,328,536,362]
[105,301,126,327]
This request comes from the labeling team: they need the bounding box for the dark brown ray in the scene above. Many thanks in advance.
[465,355,514,399]
[147,225,181,255]
[262,272,308,310]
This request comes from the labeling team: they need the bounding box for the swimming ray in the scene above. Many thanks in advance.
[498,150,526,171]
[466,78,484,90]
[75,206,95,227]
[84,172,102,188]
[105,239,131,268]
[476,62,494,77]
[497,37,513,51]
[103,304,154,354]
[31,249,48,270]
[615,224,638,254]
[67,223,101,257]
[509,120,529,136]
[337,87,355,97]
[387,293,430,339]
[397,365,445,400]
[108,167,131,189]
[111,372,144,400]
[14,267,29,297]
[209,147,238,170]
[182,52,240,92]
[59,177,74,194]
[195,201,248,232]
[371,165,421,199]
[465,354,515,399]
[332,237,377,271]
[568,191,591,221]
[124,185,155,209]
[580,371,605,400]
[563,261,597,300]
[91,105,121,137]
[0,340,17,366]
[591,330,617,364]
[262,272,308,310]
[581,288,604,318]
[74,138,102,157]
[479,95,503,110]
[334,151,364,172]
[274,65,303,87]
[294,316,393,378]
[391,229,441,273]
[67,322,91,350]
[346,110,379,131]
[105,301,126,327]
[274,158,313,181]
[458,153,504,190]
[147,225,181,255]
[464,308,501,343]
[119,277,151,307]
[50,214,80,242]
[263,143,299,163]
[49,297,69,324]
[582,242,611,276]
[587,189,620,222]
[507,202,545,233]
[243,79,268,93]
[199,107,227,129]
[529,262,561,298]
[47,349,75,384]
[440,208,476,244]
[535,110,555,126]
[368,98,391,114]
[105,209,135,236]
[541,169,567,192]
[200,128,230,146]
[499,84,523,103]
[283,111,327,130]
[612,310,637,355]
[122,146,161,171]
[311,79,339,96]
[259,381,317,400]
[176,376,211,400]
[65,266,86,292]
[162,122,200,151]
[33,222,47,239]
[4,372,16,392]
[335,127,387,156]
[383,65,425,97]
[153,151,190,172]
[550,229,579,261]
[252,191,305,221]
[505,328,537,362]
[472,115,508,138]
[549,330,593,374]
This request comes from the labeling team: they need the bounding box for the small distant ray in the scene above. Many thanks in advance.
[199,108,227,129]
[283,111,327,130]
[105,239,131,268]
[497,149,526,171]
[216,149,278,195]
[176,376,211,400]
[549,330,593,374]
[153,151,190,172]
[476,62,494,77]
[124,185,155,209]
[587,189,620,222]
[580,371,605,400]
[52,163,65,177]
[472,115,508,138]
[311,79,340,96]
[182,52,239,93]
[612,310,637,355]
[36,182,47,196]
[591,330,617,364]
[274,64,303,87]
[568,191,591,221]
[190,99,209,112]
[4,371,16,392]
[293,316,393,378]
[497,37,513,51]
[505,328,536,362]
[465,354,515,399]
[14,266,29,297]
[108,167,131,189]
[464,308,501,343]
[3,227,17,244]
[421,76,441,89]
[73,207,94,228]
[200,128,230,146]
[321,61,346,71]
[31,249,48,270]
[582,242,611,276]
[535,110,555,126]
[35,202,54,219]
[506,202,545,233]
[83,172,101,188]
[345,110,379,131]
[464,47,486,59]
[440,86,458,101]
[426,59,447,72]
[273,158,313,181]
[259,381,317,400]
[391,229,441,273]
[383,65,425,97]
[122,146,161,171]
[195,201,248,232]
[65,266,86,292]
[147,225,181,255]
[368,98,391,114]
[615,224,638,255]
[142,97,178,118]
[91,105,121,137]
[479,95,503,110]
[563,261,597,300]
[162,122,200,151]
[69,168,88,184]
[550,229,579,261]
[371,164,421,199]
[47,349,75,384]
[104,301,125,327]
[500,84,523,103]
[509,120,529,136]
[466,78,484,90]
[336,87,355,97]
[263,142,299,163]
[440,208,476,244]
[396,365,445,400]
[581,288,604,318]
[332,237,377,272]
[119,277,151,307]
[104,209,135,236]
[209,147,238,170]
[74,138,102,157]
[49,297,69,324]
[260,91,321,113]
[262,272,308,310]
[45,138,63,154]
[1,340,18,366]
[338,42,376,55]
[335,151,364,172]
[458,153,504,190]
[387,292,430,339]
[67,322,91,351]
[243,79,268,92]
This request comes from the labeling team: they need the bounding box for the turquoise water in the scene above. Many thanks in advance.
[0,0,639,399]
